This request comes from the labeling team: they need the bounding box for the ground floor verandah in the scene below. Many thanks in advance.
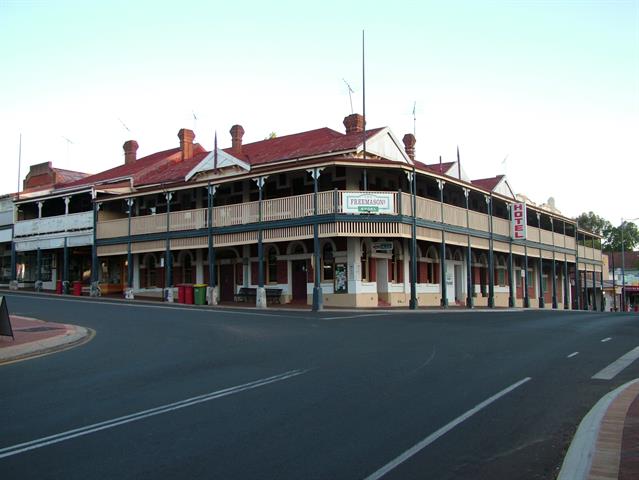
[93,236,603,310]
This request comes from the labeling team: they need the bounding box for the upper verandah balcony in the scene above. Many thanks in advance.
[94,164,598,258]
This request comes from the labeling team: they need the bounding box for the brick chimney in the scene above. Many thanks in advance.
[230,124,245,155]
[343,113,365,134]
[178,128,195,161]
[123,140,139,165]
[402,134,416,160]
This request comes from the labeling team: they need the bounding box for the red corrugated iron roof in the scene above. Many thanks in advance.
[424,161,456,174]
[471,175,504,191]
[606,251,639,269]
[54,168,91,186]
[224,127,384,166]
[62,145,206,189]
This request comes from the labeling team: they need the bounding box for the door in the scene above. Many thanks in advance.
[445,263,455,304]
[292,260,307,301]
[219,264,235,302]
[454,264,463,302]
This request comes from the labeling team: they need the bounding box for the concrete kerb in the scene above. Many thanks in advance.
[0,288,620,316]
[557,378,639,480]
[0,289,569,315]
[0,322,93,365]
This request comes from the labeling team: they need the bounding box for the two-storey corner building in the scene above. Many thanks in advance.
[11,162,93,290]
[91,113,605,309]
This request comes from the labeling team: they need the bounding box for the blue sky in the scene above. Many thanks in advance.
[1,0,637,224]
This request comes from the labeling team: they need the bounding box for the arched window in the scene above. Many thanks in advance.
[495,255,507,287]
[425,246,439,284]
[266,246,278,284]
[144,254,157,288]
[476,253,488,296]
[361,242,370,282]
[180,251,194,284]
[322,242,334,281]
[390,242,402,283]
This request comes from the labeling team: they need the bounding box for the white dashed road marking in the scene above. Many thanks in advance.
[592,346,639,380]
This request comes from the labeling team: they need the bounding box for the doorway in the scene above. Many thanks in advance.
[219,263,235,302]
[291,260,307,302]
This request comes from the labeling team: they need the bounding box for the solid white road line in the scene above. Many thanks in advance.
[363,377,532,480]
[0,369,306,459]
[567,352,579,358]
[601,337,612,343]
[592,346,639,380]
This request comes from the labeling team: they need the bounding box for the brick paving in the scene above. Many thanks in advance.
[0,315,90,364]
[620,392,639,480]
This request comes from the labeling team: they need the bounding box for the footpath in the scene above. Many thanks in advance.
[0,315,92,365]
[0,291,637,478]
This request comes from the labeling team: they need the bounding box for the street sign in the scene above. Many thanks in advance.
[0,296,13,339]
[372,242,393,252]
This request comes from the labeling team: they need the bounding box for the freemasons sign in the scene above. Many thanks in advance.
[342,192,394,214]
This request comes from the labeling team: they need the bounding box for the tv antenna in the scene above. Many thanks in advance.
[62,136,74,162]
[118,117,131,133]
[343,78,355,114]
[412,101,416,136]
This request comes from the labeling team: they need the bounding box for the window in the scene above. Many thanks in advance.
[496,256,507,286]
[322,243,334,281]
[426,246,439,284]
[266,246,278,284]
[361,243,370,282]
[182,253,193,284]
[390,243,402,283]
[145,255,157,288]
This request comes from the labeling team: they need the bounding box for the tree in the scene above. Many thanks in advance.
[606,221,639,252]
[575,211,612,237]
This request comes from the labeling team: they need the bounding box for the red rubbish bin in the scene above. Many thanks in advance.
[177,284,186,304]
[184,284,194,305]
[56,280,63,294]
[73,281,82,296]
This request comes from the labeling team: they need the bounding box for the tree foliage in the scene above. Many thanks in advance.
[575,211,612,237]
[575,211,639,252]
[606,222,639,252]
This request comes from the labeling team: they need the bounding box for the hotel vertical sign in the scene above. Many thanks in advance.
[511,202,527,240]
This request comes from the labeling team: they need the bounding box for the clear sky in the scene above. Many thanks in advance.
[1,0,637,224]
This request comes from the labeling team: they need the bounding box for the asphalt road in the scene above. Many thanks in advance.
[1,293,638,480]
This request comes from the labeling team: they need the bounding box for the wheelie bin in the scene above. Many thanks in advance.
[193,284,207,305]
[184,284,194,305]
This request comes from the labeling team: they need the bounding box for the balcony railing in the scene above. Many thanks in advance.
[95,191,589,256]
[0,210,13,227]
[14,211,93,237]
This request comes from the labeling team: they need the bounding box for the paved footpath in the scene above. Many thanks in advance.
[559,377,639,480]
[0,315,92,365]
